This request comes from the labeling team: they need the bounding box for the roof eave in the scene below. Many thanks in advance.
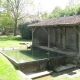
[28,23,78,27]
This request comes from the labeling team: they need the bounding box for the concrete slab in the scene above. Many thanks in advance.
[66,69,80,78]
[54,64,76,72]
[26,70,53,79]
[19,42,32,48]
[36,46,77,56]
[3,47,13,50]
[18,70,32,80]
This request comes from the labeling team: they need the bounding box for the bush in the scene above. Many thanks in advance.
[18,20,39,39]
[18,22,32,39]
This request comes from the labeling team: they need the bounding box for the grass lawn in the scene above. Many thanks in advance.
[0,53,27,80]
[0,35,31,48]
[0,35,31,80]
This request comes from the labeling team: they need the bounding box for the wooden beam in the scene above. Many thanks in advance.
[48,28,50,48]
[41,26,48,34]
[58,27,65,36]
[32,27,37,33]
[73,26,79,34]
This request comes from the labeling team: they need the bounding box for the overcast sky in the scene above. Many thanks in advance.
[34,0,69,13]
[0,0,69,14]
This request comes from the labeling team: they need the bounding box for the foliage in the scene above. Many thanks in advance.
[41,12,49,20]
[63,4,80,16]
[18,22,32,39]
[18,20,39,39]
[62,6,76,16]
[48,6,77,18]
[0,12,14,35]
[41,3,80,20]
[49,6,63,18]
[2,0,33,36]
[75,4,80,15]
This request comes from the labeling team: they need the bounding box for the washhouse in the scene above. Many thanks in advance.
[29,15,80,65]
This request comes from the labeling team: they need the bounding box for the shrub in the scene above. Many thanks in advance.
[18,22,32,39]
[18,20,39,39]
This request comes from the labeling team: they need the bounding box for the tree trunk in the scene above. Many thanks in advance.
[14,19,17,36]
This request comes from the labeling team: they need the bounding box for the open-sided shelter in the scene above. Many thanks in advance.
[29,15,80,59]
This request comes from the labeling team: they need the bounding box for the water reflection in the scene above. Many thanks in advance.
[47,51,50,58]
[3,48,65,63]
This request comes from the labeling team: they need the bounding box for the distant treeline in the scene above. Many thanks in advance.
[41,4,80,19]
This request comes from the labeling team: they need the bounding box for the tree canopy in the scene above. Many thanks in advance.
[1,0,80,36]
[0,12,14,35]
[41,3,80,20]
[2,0,33,36]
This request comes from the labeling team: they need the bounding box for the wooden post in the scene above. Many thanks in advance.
[79,26,80,57]
[73,26,80,57]
[54,30,56,47]
[76,26,78,51]
[32,27,34,46]
[63,35,66,49]
[48,28,50,48]
[62,27,66,49]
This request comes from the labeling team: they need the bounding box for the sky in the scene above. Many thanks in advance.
[0,0,69,14]
[34,0,69,13]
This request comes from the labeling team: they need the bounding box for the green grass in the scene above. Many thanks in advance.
[0,35,31,80]
[0,35,31,48]
[0,53,27,80]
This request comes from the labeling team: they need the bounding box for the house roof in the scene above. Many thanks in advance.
[29,15,80,27]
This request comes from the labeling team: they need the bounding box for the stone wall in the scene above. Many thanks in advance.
[1,51,74,73]
[66,27,77,50]
[33,27,48,46]
[49,56,66,68]
[33,27,77,51]
[18,59,48,73]
[18,56,68,73]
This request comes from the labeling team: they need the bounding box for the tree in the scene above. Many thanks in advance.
[75,4,80,15]
[68,0,80,7]
[3,0,33,36]
[0,0,2,5]
[41,12,49,20]
[48,4,80,19]
[0,12,14,35]
[63,6,76,16]
[49,6,63,18]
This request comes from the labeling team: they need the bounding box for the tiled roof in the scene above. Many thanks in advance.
[29,15,80,27]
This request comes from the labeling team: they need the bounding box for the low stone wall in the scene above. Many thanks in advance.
[18,59,48,73]
[49,56,67,69]
[1,51,74,73]
[66,56,75,64]
[18,56,68,73]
